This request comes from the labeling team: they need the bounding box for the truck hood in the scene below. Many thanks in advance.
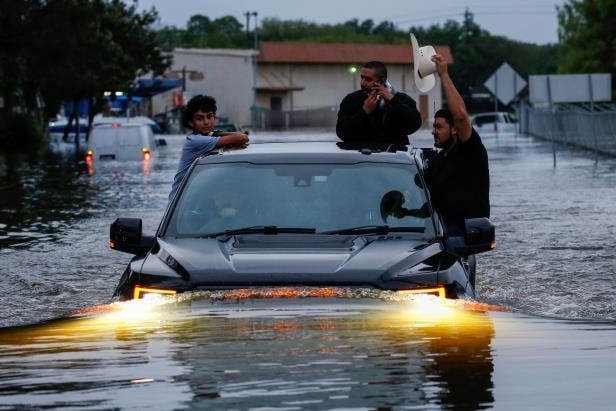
[151,234,442,286]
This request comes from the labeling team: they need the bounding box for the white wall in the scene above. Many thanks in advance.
[150,88,180,116]
[258,62,441,126]
[172,48,256,128]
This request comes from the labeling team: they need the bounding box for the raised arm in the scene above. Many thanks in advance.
[432,54,472,142]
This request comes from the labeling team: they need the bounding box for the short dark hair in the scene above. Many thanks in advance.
[434,108,454,126]
[182,95,217,128]
[363,61,387,79]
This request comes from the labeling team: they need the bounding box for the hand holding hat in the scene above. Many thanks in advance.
[410,33,438,93]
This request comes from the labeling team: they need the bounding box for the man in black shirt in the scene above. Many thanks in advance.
[336,61,422,145]
[423,54,490,235]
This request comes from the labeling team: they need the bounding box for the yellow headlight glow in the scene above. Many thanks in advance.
[133,286,177,300]
[397,286,446,299]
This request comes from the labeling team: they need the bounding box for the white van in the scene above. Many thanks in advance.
[86,123,157,161]
[93,115,163,134]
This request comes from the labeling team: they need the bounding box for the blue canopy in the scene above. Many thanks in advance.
[131,79,181,97]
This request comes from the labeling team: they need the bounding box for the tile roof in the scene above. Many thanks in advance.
[258,42,453,64]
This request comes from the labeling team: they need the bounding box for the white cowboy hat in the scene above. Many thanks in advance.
[410,33,437,93]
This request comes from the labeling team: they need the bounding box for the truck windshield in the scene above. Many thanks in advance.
[166,162,434,238]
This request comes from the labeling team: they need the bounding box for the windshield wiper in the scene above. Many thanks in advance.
[203,226,317,238]
[320,225,424,235]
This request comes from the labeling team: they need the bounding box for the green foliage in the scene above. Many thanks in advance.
[0,112,45,151]
[1,0,170,121]
[557,0,616,74]
[157,14,246,49]
[0,0,37,111]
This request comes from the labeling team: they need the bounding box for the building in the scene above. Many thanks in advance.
[166,48,255,128]
[170,42,453,130]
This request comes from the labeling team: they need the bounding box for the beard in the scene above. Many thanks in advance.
[434,133,455,150]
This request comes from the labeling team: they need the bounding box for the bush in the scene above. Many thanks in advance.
[0,112,45,151]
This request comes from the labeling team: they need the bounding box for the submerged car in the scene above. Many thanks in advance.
[109,141,495,301]
[85,123,159,162]
[471,112,517,133]
[93,115,163,134]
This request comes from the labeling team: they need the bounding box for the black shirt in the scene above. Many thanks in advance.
[336,90,422,144]
[424,129,490,226]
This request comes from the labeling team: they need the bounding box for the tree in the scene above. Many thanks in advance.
[24,0,170,142]
[181,14,244,48]
[0,0,40,113]
[557,0,616,77]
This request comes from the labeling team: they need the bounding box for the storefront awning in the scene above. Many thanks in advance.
[131,79,181,97]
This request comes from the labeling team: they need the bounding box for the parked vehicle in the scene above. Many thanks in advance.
[109,141,495,301]
[152,113,170,134]
[471,112,517,133]
[49,115,164,149]
[93,115,163,135]
[214,116,247,134]
[48,117,89,144]
[85,123,158,161]
[215,122,243,132]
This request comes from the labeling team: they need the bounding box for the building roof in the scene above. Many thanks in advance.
[258,42,453,64]
[174,48,255,58]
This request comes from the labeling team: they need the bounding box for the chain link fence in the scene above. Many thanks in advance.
[518,103,616,156]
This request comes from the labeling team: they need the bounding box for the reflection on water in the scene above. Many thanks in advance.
[0,140,177,327]
[0,150,92,248]
[0,296,496,410]
[0,148,162,249]
[1,294,613,410]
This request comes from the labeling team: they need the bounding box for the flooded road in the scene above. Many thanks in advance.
[0,129,615,409]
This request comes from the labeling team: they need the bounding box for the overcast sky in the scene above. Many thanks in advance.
[133,0,566,45]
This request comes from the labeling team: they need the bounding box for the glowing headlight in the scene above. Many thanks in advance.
[397,286,446,299]
[133,286,177,300]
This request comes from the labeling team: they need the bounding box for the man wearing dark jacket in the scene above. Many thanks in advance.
[336,61,422,144]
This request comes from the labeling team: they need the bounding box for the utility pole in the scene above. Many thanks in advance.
[181,65,186,91]
[243,11,251,48]
[252,12,258,49]
[249,11,258,129]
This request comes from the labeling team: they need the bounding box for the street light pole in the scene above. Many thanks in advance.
[243,11,251,48]
[253,12,258,49]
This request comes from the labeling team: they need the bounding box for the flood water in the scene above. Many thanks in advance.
[0,129,615,410]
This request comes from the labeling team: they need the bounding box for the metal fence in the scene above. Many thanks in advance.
[518,103,616,156]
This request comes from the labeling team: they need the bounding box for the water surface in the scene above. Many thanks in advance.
[0,129,615,410]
